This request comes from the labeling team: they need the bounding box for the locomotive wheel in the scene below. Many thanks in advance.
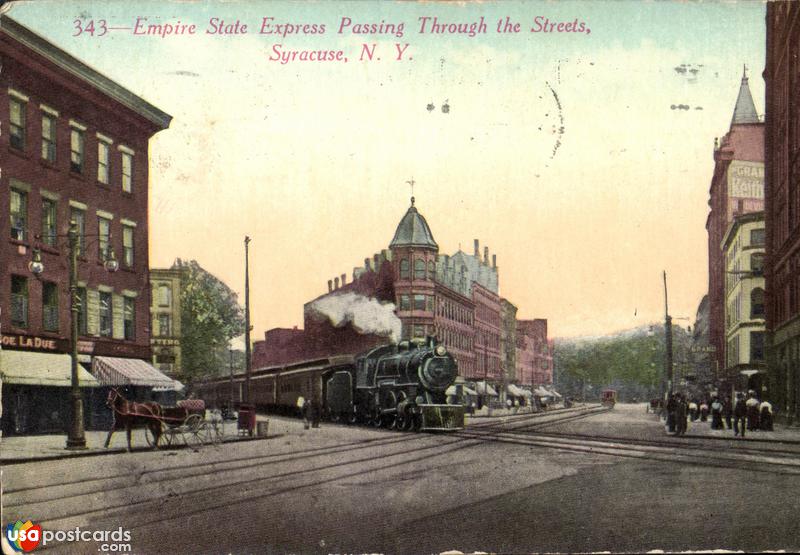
[370,409,383,428]
[396,393,412,432]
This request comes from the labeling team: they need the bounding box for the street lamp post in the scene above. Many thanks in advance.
[29,220,118,450]
[663,271,674,399]
[243,236,252,405]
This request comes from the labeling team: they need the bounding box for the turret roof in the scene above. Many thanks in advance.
[731,68,759,125]
[389,197,438,250]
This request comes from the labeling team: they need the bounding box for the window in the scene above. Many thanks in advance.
[99,292,112,337]
[413,324,425,338]
[750,228,765,246]
[751,288,765,318]
[41,113,56,162]
[426,295,434,312]
[10,189,27,241]
[98,217,111,261]
[70,208,86,255]
[11,275,28,328]
[77,287,88,335]
[123,297,135,340]
[158,314,171,337]
[9,97,26,150]
[97,140,110,184]
[121,152,133,193]
[750,331,765,361]
[428,261,435,280]
[750,253,765,275]
[41,198,57,247]
[399,294,410,311]
[414,259,426,280]
[42,282,59,332]
[413,294,426,311]
[399,259,409,279]
[158,284,172,307]
[70,128,84,173]
[122,225,134,267]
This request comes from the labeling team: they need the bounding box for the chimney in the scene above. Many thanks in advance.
[365,258,371,271]
[474,239,479,257]
[341,273,346,286]
[484,246,489,265]
[381,249,389,262]
[492,254,497,269]
[327,280,333,293]
[374,253,380,270]
[334,277,340,289]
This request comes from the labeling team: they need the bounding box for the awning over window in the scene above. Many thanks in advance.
[507,384,532,397]
[548,388,563,399]
[153,379,185,392]
[474,381,498,396]
[446,385,478,396]
[1,350,100,387]
[92,356,175,388]
[535,387,554,397]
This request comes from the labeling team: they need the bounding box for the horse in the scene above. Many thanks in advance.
[104,388,164,451]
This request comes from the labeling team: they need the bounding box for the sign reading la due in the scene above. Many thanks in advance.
[1,334,59,351]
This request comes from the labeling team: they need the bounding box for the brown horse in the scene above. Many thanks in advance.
[104,389,164,451]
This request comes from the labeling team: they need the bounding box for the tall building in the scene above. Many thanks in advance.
[765,1,800,422]
[0,16,172,434]
[722,212,766,393]
[253,197,542,393]
[150,268,184,378]
[706,72,765,377]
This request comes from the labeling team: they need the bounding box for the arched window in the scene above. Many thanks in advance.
[400,259,409,279]
[751,288,765,318]
[414,259,426,280]
[428,260,436,280]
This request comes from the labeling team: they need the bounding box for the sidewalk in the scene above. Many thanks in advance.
[0,414,297,464]
[653,411,800,442]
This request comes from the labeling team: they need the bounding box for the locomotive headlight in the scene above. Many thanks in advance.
[435,345,447,357]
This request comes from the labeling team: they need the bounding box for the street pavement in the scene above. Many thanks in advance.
[3,404,800,554]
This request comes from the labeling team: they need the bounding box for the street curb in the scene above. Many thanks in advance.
[1,433,284,466]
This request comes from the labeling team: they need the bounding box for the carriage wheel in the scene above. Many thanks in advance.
[145,422,166,448]
[182,414,204,450]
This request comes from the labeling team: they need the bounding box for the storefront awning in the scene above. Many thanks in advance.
[534,387,553,397]
[92,356,175,388]
[547,388,563,399]
[507,384,532,397]
[1,350,100,387]
[474,381,498,396]
[446,385,478,396]
[153,379,185,392]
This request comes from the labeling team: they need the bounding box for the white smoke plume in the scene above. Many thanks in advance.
[309,292,401,343]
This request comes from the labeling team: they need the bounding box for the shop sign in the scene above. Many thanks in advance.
[0,334,59,351]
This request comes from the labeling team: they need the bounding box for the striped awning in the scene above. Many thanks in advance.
[507,384,532,397]
[1,350,100,387]
[446,385,478,396]
[474,381,498,396]
[92,356,175,388]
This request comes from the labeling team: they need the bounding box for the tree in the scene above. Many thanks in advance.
[172,259,245,382]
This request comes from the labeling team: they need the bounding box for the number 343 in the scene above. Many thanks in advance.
[73,19,108,37]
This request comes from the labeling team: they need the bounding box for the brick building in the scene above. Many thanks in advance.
[765,1,800,422]
[516,319,553,387]
[0,16,171,434]
[253,197,546,395]
[706,71,765,377]
[150,268,184,378]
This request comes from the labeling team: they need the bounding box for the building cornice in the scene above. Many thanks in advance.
[0,16,171,130]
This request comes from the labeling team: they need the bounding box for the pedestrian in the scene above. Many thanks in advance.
[723,396,733,430]
[699,401,709,422]
[301,397,311,430]
[666,393,677,433]
[733,392,747,438]
[688,400,699,422]
[760,400,774,431]
[675,394,688,436]
[311,398,321,429]
[746,392,761,431]
[710,397,724,430]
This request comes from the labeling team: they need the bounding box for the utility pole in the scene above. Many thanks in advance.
[664,270,674,399]
[229,346,235,408]
[244,236,252,404]
[66,221,85,449]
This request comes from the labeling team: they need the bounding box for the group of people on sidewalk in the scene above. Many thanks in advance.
[665,390,774,437]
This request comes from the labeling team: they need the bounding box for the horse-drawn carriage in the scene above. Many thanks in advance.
[105,389,223,451]
[601,389,617,408]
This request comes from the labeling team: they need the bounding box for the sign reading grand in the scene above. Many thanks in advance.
[728,160,764,199]
[1,334,59,351]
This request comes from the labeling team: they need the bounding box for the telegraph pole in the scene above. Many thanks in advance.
[664,271,674,398]
[244,236,252,404]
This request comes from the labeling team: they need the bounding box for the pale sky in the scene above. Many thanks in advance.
[10,0,766,339]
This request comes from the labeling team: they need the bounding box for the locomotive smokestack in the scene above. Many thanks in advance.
[474,239,479,257]
[484,246,489,265]
[328,280,333,293]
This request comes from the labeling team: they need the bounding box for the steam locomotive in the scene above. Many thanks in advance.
[195,337,464,432]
